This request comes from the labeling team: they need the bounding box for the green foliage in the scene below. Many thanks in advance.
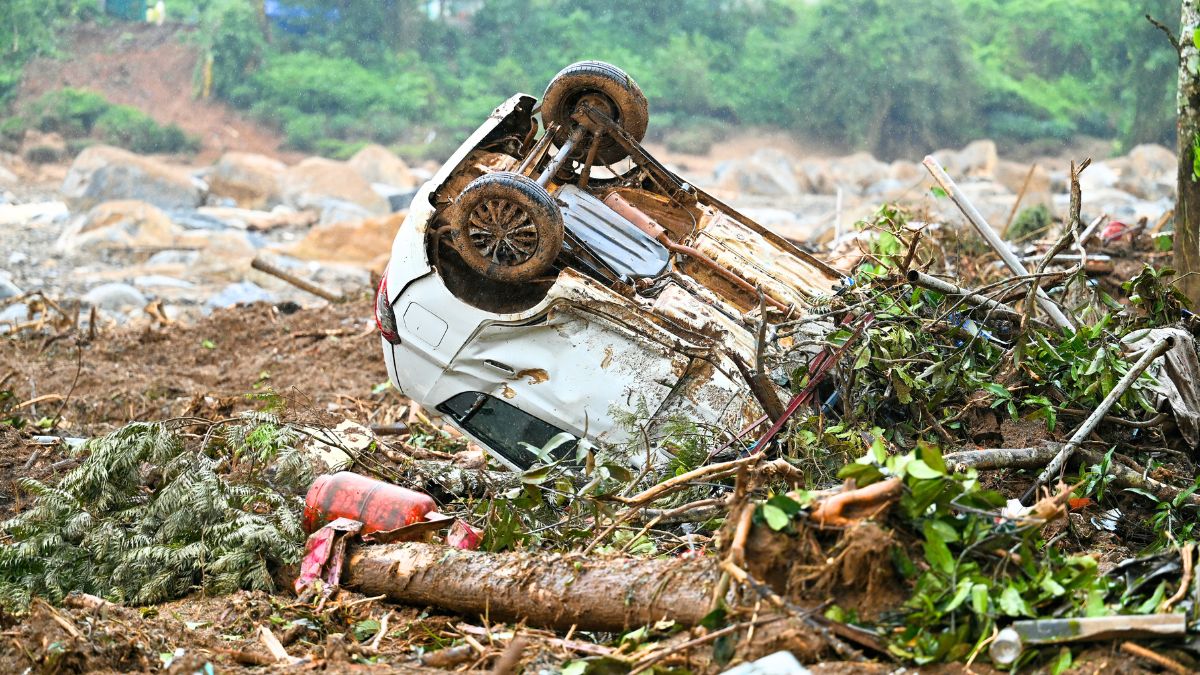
[1008,205,1052,242]
[7,88,197,154]
[0,420,311,612]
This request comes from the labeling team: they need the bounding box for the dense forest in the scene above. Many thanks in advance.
[0,0,1181,159]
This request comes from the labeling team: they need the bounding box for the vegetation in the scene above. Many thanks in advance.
[0,419,311,610]
[0,0,1180,158]
[2,88,198,154]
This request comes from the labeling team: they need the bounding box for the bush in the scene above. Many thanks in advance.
[14,88,198,155]
[94,105,197,154]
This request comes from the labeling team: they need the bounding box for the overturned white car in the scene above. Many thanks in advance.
[374,62,844,471]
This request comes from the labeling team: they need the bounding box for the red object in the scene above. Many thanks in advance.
[303,472,437,535]
[447,520,483,550]
[1101,220,1129,242]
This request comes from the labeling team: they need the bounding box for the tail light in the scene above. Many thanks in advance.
[374,274,401,344]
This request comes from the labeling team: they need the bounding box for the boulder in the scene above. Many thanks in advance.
[285,212,405,271]
[713,149,800,197]
[83,282,147,312]
[206,281,276,310]
[205,152,286,209]
[955,140,998,178]
[826,152,890,195]
[888,160,924,185]
[993,160,1052,209]
[178,230,259,281]
[0,273,21,300]
[1119,144,1176,200]
[0,201,69,227]
[62,145,203,210]
[1078,161,1120,194]
[348,144,416,189]
[55,200,177,256]
[281,157,390,215]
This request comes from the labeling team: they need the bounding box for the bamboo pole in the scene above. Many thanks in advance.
[923,156,1074,330]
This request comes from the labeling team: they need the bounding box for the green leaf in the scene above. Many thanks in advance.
[971,583,989,615]
[982,383,1010,399]
[761,503,791,531]
[998,586,1029,617]
[561,661,587,675]
[943,579,973,612]
[922,521,955,576]
[352,618,380,642]
[520,458,563,484]
[1050,647,1073,675]
[906,459,943,480]
[930,186,947,198]
[1135,582,1167,614]
[767,494,804,515]
[201,339,216,350]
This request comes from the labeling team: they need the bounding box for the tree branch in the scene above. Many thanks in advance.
[1148,14,1182,55]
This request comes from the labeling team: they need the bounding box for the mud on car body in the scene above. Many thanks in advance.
[375,62,845,472]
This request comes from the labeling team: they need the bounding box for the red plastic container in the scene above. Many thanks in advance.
[303,472,437,534]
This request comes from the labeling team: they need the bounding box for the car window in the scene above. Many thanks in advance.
[437,392,576,468]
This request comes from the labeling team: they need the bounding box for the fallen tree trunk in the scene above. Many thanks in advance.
[344,542,721,632]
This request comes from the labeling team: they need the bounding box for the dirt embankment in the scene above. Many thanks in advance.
[16,22,290,162]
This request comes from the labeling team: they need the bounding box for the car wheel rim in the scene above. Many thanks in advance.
[466,198,539,266]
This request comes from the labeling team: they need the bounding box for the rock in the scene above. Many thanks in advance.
[21,130,67,164]
[714,149,800,197]
[55,200,177,256]
[197,206,317,231]
[956,140,998,178]
[83,282,148,312]
[62,145,204,210]
[146,249,200,266]
[993,160,1052,209]
[205,152,286,209]
[826,152,890,195]
[347,144,416,189]
[285,212,405,271]
[134,275,195,290]
[740,208,801,233]
[281,157,390,215]
[318,199,374,225]
[1078,161,1121,195]
[0,201,69,226]
[178,230,258,281]
[206,281,276,309]
[0,303,29,331]
[1126,143,1175,177]
[0,274,21,300]
[888,160,924,185]
[1119,144,1176,200]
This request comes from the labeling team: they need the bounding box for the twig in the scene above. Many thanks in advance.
[628,617,783,675]
[923,155,1073,329]
[1002,163,1038,236]
[728,502,755,568]
[251,256,344,303]
[489,635,528,675]
[1147,14,1182,54]
[1161,543,1195,613]
[1120,641,1189,674]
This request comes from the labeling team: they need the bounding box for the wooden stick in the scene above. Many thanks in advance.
[924,155,1074,330]
[1001,163,1037,236]
[1120,641,1190,674]
[1022,336,1174,503]
[251,256,344,303]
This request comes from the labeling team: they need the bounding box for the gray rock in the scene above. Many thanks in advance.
[714,149,800,197]
[166,209,230,231]
[62,145,203,211]
[83,282,147,311]
[318,199,373,225]
[134,275,195,290]
[0,276,22,301]
[0,303,29,332]
[146,249,200,266]
[205,281,276,310]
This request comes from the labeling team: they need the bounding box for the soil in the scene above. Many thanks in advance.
[16,23,293,163]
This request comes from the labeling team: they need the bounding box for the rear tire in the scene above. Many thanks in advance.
[541,61,648,165]
[449,172,564,284]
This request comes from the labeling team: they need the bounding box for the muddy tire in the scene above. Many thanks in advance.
[449,172,564,283]
[541,61,648,165]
